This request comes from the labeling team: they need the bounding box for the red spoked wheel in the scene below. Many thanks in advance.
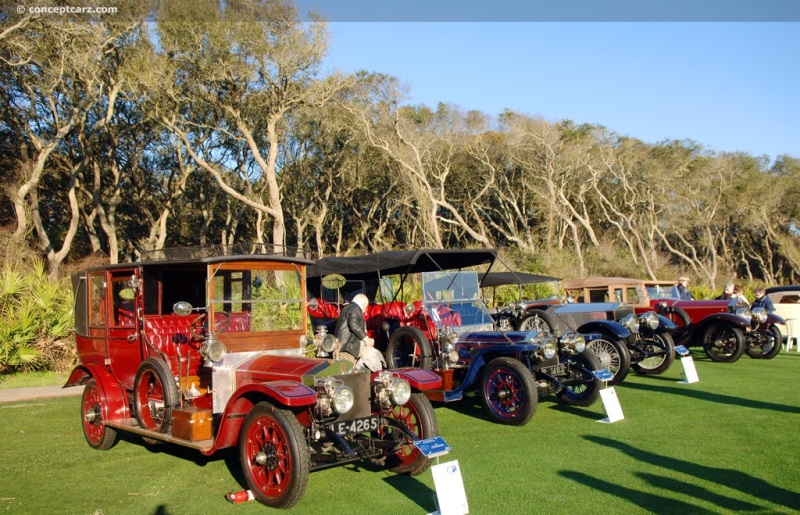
[133,357,179,433]
[480,357,537,426]
[381,393,438,476]
[239,402,309,508]
[81,379,118,450]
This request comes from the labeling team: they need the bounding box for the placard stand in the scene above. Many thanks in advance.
[590,369,623,424]
[597,386,624,423]
[416,437,467,515]
[675,345,699,384]
[431,460,469,515]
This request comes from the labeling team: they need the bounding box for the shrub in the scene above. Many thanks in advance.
[0,259,75,373]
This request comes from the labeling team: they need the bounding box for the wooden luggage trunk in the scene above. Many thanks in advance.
[172,407,213,441]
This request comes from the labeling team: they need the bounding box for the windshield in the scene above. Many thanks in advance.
[422,271,494,333]
[209,264,305,332]
[646,284,680,300]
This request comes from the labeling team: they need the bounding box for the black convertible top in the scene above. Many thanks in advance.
[480,271,561,288]
[307,248,497,280]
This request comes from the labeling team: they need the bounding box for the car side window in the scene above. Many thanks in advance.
[89,273,106,327]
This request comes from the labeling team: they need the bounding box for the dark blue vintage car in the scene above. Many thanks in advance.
[307,249,609,426]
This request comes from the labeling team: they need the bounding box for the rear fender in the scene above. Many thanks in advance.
[577,320,631,341]
[66,364,129,422]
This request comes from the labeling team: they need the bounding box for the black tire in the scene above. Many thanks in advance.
[745,325,782,360]
[556,350,603,407]
[381,393,439,476]
[385,326,433,369]
[480,357,537,426]
[632,333,676,375]
[133,357,179,434]
[516,309,557,334]
[239,402,309,508]
[585,337,630,385]
[702,324,745,363]
[81,379,118,450]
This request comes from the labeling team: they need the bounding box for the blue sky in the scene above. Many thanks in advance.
[322,23,800,162]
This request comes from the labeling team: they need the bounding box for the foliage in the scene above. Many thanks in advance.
[0,259,75,373]
[1,0,799,289]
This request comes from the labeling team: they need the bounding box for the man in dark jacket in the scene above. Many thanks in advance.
[334,294,379,367]
[716,282,735,300]
[751,288,775,313]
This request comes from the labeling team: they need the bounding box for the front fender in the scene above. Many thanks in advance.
[656,315,677,333]
[577,320,632,341]
[230,380,317,408]
[384,368,443,391]
[65,364,128,422]
[694,313,751,331]
[205,380,318,455]
[766,313,785,326]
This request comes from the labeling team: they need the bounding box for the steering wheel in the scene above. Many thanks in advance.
[190,310,231,338]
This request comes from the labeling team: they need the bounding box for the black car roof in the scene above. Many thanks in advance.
[765,285,800,294]
[307,248,497,280]
[480,271,561,288]
[76,252,313,274]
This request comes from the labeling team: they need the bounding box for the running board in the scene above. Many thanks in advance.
[105,418,214,451]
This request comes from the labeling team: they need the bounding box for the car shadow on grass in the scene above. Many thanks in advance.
[558,470,711,513]
[429,392,495,424]
[119,432,227,467]
[542,396,605,420]
[582,436,800,511]
[620,381,800,414]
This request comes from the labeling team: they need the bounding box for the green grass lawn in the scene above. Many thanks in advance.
[1,350,799,514]
[0,370,69,389]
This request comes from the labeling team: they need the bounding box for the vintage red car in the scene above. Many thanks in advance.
[562,277,784,362]
[64,246,443,508]
[643,280,784,361]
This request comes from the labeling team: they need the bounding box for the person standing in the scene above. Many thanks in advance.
[751,288,775,313]
[676,276,694,300]
[716,283,735,300]
[333,294,384,371]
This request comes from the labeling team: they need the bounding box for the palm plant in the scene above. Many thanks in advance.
[0,260,75,372]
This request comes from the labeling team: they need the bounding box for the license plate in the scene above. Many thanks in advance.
[542,363,567,376]
[326,416,380,435]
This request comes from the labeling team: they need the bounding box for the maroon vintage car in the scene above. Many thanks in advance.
[565,277,783,362]
[64,246,443,508]
[644,280,784,361]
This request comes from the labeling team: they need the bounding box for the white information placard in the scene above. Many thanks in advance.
[431,460,469,515]
[597,386,624,423]
[678,355,700,384]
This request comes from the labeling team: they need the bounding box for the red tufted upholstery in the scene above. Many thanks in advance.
[437,305,462,327]
[143,315,195,359]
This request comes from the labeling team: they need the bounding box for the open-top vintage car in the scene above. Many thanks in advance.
[64,246,443,508]
[306,249,606,426]
[642,280,784,361]
[482,274,677,385]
